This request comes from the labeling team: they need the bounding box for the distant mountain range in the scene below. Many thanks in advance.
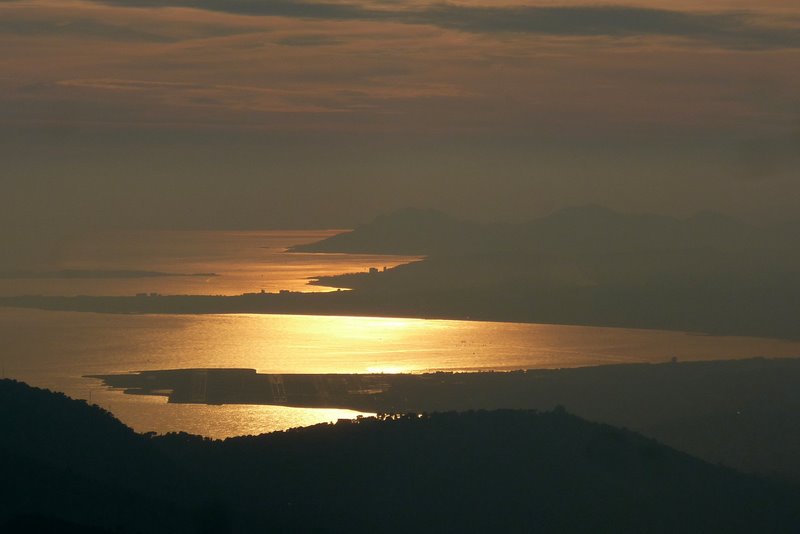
[291,205,799,257]
[291,206,800,338]
[302,205,799,306]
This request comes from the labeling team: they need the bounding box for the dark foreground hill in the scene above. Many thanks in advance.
[2,379,800,533]
[89,358,800,480]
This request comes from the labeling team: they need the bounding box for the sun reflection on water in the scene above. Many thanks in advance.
[313,316,446,343]
[5,308,800,439]
[89,388,374,439]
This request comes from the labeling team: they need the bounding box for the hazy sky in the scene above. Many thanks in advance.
[2,0,799,258]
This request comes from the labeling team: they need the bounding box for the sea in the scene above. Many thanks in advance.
[3,230,799,438]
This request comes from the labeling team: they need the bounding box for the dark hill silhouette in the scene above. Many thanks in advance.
[3,379,800,533]
[87,359,800,480]
[0,379,219,533]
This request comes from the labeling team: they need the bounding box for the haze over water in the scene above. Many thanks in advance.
[3,231,799,438]
[0,230,418,296]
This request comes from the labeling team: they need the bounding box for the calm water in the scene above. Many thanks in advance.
[0,229,419,296]
[4,308,800,438]
[3,231,799,438]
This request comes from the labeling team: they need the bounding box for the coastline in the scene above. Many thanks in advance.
[87,357,800,480]
[3,288,799,340]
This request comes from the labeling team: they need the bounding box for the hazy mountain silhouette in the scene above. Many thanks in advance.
[3,205,799,338]
[302,204,800,294]
[299,205,800,338]
[291,207,490,255]
[3,379,800,533]
[293,205,794,256]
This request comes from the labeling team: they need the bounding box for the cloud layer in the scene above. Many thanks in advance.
[82,0,800,50]
[1,0,799,232]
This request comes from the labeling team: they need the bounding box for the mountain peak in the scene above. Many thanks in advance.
[540,204,628,225]
[369,207,457,228]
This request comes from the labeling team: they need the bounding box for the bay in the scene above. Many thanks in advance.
[2,230,798,438]
[3,308,799,438]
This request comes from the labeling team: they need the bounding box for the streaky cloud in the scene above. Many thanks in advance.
[418,5,800,50]
[0,16,174,42]
[78,0,800,50]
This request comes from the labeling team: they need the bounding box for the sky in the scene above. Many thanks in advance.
[2,0,799,263]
